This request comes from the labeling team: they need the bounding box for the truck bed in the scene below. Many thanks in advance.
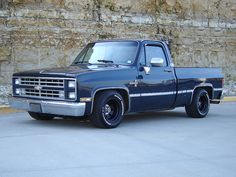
[174,67,223,107]
[175,67,223,80]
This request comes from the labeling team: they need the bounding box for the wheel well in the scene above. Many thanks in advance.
[93,89,129,113]
[194,86,213,99]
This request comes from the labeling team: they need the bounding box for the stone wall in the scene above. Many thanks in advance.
[0,0,235,104]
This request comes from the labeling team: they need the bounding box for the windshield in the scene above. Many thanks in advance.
[72,41,138,65]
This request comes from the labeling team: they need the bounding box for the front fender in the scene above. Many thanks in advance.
[89,86,130,114]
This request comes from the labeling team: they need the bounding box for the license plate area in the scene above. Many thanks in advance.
[29,103,42,113]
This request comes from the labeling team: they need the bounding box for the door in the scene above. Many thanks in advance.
[131,43,176,111]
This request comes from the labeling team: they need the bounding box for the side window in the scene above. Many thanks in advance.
[145,45,167,66]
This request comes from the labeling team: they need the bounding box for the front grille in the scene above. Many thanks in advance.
[14,77,76,101]
[22,88,64,99]
[20,78,64,88]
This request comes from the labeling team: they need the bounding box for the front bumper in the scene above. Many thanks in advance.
[8,96,86,117]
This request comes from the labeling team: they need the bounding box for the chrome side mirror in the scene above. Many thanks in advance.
[139,65,150,75]
[150,58,164,67]
[143,66,150,75]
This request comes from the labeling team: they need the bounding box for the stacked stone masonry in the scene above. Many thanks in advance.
[0,0,235,104]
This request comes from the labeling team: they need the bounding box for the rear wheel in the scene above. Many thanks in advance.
[28,112,54,120]
[89,91,124,128]
[185,89,210,118]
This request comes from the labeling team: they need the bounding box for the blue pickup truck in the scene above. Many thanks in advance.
[9,40,224,128]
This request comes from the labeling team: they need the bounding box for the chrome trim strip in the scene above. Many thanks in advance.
[178,90,193,94]
[141,91,175,96]
[214,88,223,91]
[130,87,222,100]
[13,76,76,80]
[211,99,221,101]
[130,93,141,97]
[130,90,193,98]
[210,98,222,104]
[8,96,85,117]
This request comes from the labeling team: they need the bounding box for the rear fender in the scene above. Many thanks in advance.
[188,83,214,105]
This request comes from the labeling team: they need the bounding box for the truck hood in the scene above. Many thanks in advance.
[13,64,131,77]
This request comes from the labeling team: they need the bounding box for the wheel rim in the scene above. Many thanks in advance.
[198,93,209,114]
[102,99,120,123]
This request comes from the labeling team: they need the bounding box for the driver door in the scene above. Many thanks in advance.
[134,43,176,111]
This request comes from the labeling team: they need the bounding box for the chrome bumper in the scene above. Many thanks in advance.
[8,96,86,116]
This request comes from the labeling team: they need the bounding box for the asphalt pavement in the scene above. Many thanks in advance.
[0,102,236,177]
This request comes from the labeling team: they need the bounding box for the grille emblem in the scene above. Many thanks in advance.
[34,85,42,90]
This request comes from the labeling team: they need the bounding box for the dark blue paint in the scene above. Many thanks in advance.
[12,40,224,116]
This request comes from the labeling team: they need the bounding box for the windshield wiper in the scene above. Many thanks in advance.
[97,59,114,63]
[72,61,93,65]
[73,61,82,65]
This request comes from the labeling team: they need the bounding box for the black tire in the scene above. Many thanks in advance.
[28,112,54,120]
[89,91,124,128]
[185,89,210,118]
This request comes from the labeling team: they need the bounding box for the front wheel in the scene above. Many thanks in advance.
[28,112,54,120]
[185,89,210,118]
[89,91,124,128]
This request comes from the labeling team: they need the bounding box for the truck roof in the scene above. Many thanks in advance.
[94,39,167,44]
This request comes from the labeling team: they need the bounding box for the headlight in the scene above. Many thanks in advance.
[68,81,76,88]
[15,78,20,85]
[15,88,21,95]
[69,92,76,99]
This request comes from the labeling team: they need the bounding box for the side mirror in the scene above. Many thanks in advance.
[150,58,164,67]
[143,66,150,75]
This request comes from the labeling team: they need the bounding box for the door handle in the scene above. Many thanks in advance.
[164,69,172,73]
